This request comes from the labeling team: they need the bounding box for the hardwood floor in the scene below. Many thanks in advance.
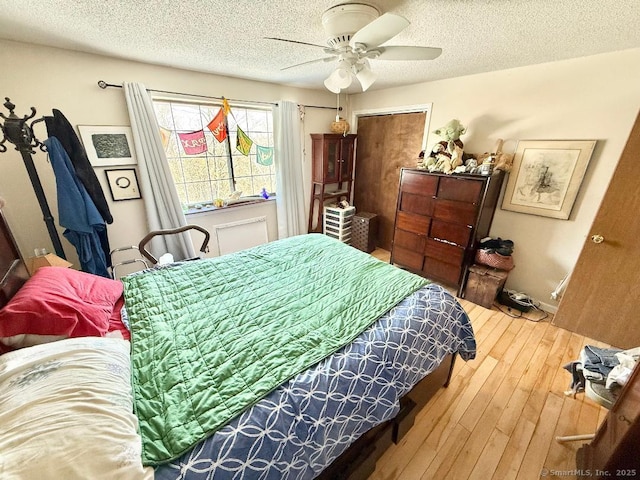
[367,248,608,480]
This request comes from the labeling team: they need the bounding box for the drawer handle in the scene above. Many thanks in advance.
[619,414,631,425]
[433,237,458,246]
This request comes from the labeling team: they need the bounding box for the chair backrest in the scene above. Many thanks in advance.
[138,225,210,265]
[109,246,150,279]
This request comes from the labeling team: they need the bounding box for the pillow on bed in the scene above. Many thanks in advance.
[0,266,123,349]
[107,295,131,341]
[0,337,153,479]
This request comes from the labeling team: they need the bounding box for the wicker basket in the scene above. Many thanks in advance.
[330,117,350,134]
[475,249,515,271]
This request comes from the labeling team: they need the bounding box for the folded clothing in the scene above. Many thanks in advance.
[581,345,622,384]
[606,346,640,389]
[478,237,514,256]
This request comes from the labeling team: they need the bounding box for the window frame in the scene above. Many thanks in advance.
[151,95,276,211]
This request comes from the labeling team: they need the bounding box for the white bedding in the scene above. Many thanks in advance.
[0,337,153,479]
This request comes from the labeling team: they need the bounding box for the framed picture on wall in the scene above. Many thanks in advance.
[105,168,142,201]
[501,139,597,220]
[78,125,137,166]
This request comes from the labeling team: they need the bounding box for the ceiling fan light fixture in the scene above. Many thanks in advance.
[323,76,342,94]
[324,64,353,93]
[355,64,377,91]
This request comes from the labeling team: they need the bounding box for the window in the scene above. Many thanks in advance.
[152,99,275,209]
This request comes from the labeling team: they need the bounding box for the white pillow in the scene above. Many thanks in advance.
[0,337,153,480]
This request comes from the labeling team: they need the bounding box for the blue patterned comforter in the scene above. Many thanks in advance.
[154,284,475,480]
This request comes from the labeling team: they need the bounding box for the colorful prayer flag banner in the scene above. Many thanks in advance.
[159,126,171,151]
[236,126,253,156]
[178,130,207,155]
[207,108,227,143]
[256,145,274,166]
[222,97,231,116]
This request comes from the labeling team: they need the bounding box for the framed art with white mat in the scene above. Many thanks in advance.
[501,139,596,219]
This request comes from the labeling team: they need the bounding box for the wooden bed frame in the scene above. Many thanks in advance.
[0,209,29,308]
[0,208,456,480]
[318,353,455,480]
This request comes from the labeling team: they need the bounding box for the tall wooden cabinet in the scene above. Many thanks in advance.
[308,134,357,233]
[390,168,504,296]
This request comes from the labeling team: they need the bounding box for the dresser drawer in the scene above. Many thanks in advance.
[433,199,478,226]
[422,258,462,286]
[430,220,473,247]
[392,246,424,271]
[401,171,438,196]
[393,228,426,252]
[437,177,483,203]
[424,237,465,266]
[400,192,435,216]
[396,211,430,235]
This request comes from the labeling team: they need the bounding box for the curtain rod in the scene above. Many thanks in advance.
[97,81,341,111]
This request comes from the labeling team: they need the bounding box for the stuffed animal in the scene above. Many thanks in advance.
[473,139,515,174]
[491,138,514,172]
[421,119,467,174]
[494,152,514,172]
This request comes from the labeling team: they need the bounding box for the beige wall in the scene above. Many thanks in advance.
[0,39,337,267]
[2,39,639,311]
[350,48,640,310]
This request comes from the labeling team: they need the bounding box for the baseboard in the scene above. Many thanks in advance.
[538,300,558,314]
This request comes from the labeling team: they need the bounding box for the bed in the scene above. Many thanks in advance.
[0,209,475,480]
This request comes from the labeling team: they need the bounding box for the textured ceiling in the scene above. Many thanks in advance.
[1,0,639,92]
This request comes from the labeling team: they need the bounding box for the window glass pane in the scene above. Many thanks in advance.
[253,175,273,193]
[167,158,184,183]
[251,132,271,147]
[154,102,173,127]
[252,162,272,176]
[206,133,227,155]
[233,155,252,178]
[209,157,231,181]
[151,99,275,205]
[234,177,254,197]
[213,180,232,200]
[186,182,212,205]
[172,104,202,131]
[182,157,209,183]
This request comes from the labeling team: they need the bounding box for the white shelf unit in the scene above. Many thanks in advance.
[323,206,355,244]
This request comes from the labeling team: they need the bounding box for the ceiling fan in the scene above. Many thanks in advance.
[266,2,442,93]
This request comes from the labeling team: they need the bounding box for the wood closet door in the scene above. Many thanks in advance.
[553,110,640,349]
[353,112,426,251]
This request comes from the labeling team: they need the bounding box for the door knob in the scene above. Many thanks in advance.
[591,234,605,244]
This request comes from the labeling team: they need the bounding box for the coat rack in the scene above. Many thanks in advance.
[0,97,66,259]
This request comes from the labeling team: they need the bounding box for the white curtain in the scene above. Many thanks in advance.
[123,82,195,261]
[273,101,306,238]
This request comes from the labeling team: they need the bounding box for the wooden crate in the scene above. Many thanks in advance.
[464,264,509,308]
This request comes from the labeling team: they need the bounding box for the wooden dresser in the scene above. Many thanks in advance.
[390,168,504,296]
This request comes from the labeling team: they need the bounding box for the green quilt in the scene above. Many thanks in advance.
[123,233,427,465]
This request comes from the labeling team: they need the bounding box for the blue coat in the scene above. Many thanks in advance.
[45,137,110,278]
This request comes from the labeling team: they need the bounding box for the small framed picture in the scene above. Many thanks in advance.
[105,168,142,201]
[78,125,137,166]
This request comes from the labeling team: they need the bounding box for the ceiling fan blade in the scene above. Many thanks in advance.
[376,46,443,61]
[280,56,335,71]
[264,37,326,49]
[349,13,410,49]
